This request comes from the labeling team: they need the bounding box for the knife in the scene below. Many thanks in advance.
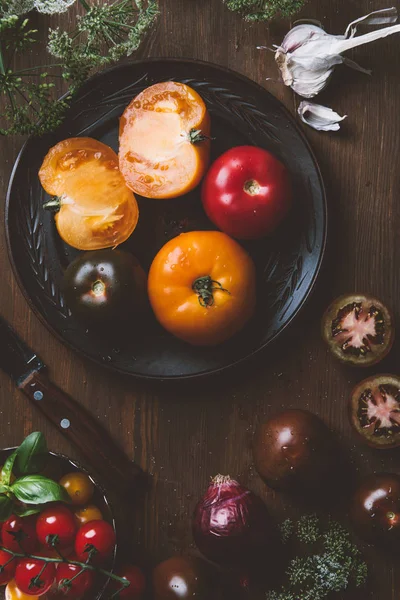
[0,315,143,497]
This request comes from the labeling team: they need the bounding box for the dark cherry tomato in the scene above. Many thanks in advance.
[113,565,146,598]
[63,249,147,324]
[36,505,77,550]
[322,294,394,367]
[15,558,56,596]
[350,473,400,548]
[75,520,116,564]
[253,409,336,492]
[153,556,211,600]
[56,558,95,598]
[202,146,292,240]
[0,549,16,585]
[59,472,94,506]
[2,515,38,554]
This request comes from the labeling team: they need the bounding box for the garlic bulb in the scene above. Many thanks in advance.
[298,101,347,131]
[272,8,400,98]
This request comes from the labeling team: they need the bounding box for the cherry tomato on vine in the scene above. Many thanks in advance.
[113,565,146,598]
[75,520,116,564]
[36,505,77,550]
[5,579,40,600]
[15,559,55,596]
[75,505,103,526]
[56,559,95,598]
[202,146,292,240]
[2,515,38,554]
[59,472,94,506]
[0,549,16,585]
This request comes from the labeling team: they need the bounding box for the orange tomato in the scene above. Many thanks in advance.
[148,231,256,346]
[75,505,103,526]
[119,82,210,199]
[39,138,139,250]
[59,472,94,506]
[5,580,40,600]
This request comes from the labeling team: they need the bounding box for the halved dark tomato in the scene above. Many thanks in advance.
[350,375,400,449]
[322,294,394,367]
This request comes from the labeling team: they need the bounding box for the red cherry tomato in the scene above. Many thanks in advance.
[36,505,77,550]
[114,565,146,598]
[15,558,55,596]
[56,558,95,598]
[202,146,292,240]
[74,520,116,564]
[2,515,38,554]
[0,549,16,585]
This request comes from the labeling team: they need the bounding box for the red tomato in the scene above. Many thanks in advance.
[56,559,95,598]
[36,506,77,550]
[202,146,292,240]
[74,520,116,564]
[15,558,55,596]
[2,515,38,554]
[114,565,146,598]
[0,549,16,585]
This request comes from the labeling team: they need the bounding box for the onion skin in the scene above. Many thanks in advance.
[192,475,276,567]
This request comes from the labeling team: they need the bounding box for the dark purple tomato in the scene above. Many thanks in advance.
[63,249,146,324]
[350,473,400,548]
[252,409,336,492]
[153,556,212,600]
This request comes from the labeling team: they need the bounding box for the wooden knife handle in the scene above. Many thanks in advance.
[19,370,143,496]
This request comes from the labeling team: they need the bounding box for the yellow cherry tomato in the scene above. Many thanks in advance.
[6,580,40,600]
[59,472,94,506]
[75,505,103,526]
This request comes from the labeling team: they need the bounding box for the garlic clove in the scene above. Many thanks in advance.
[298,101,347,132]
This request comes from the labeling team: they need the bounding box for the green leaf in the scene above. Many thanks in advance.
[0,495,13,522]
[0,485,10,494]
[11,475,70,505]
[15,432,48,475]
[14,505,41,517]
[1,451,17,485]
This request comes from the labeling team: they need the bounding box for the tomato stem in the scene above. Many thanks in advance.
[243,179,260,196]
[43,196,62,213]
[192,276,230,308]
[188,128,211,144]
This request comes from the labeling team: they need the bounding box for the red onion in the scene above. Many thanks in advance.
[192,474,276,567]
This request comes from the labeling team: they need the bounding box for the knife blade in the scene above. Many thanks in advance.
[0,315,143,497]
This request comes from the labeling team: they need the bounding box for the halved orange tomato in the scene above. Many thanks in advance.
[39,138,139,250]
[119,82,210,199]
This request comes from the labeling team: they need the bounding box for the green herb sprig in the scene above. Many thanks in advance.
[267,515,368,600]
[0,0,159,135]
[0,432,69,521]
[224,0,306,22]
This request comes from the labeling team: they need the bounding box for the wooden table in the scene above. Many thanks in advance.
[1,0,399,597]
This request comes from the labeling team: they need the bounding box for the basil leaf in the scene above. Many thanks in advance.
[15,432,48,475]
[14,504,41,517]
[11,475,70,505]
[1,451,17,485]
[0,485,10,494]
[0,495,13,522]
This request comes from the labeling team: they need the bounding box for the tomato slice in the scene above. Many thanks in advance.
[39,138,139,250]
[119,82,210,199]
[350,375,400,449]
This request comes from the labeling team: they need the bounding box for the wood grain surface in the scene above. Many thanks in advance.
[1,0,400,597]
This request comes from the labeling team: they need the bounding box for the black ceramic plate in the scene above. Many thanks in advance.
[6,58,327,380]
